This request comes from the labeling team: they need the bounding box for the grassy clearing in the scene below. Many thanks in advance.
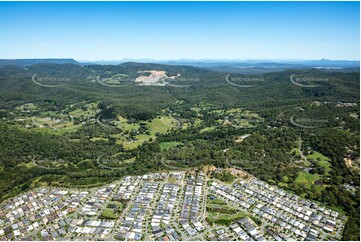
[306,151,332,175]
[181,122,190,129]
[200,126,216,133]
[167,176,178,183]
[16,103,37,110]
[289,147,301,156]
[295,171,321,189]
[318,160,332,171]
[108,201,124,211]
[121,115,176,150]
[206,196,240,215]
[69,139,80,142]
[100,208,118,219]
[69,102,98,118]
[21,102,98,135]
[110,134,128,145]
[149,116,175,135]
[194,119,203,127]
[226,108,242,113]
[52,124,82,134]
[135,133,151,143]
[123,134,150,149]
[160,141,182,151]
[123,157,135,164]
[289,140,302,156]
[90,137,109,142]
[39,111,58,116]
[33,117,71,127]
[100,201,124,220]
[123,141,140,150]
[278,182,289,188]
[30,176,50,188]
[206,204,239,213]
[117,115,140,132]
[207,211,246,226]
[207,196,227,206]
[217,108,263,129]
[306,151,330,162]
[30,116,82,135]
[16,162,36,169]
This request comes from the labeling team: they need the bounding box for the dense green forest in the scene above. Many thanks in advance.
[0,62,359,240]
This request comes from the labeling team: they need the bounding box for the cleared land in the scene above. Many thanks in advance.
[160,141,182,151]
[295,171,322,190]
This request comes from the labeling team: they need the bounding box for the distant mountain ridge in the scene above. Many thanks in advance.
[163,59,360,68]
[79,58,360,68]
[0,58,79,67]
[0,58,358,74]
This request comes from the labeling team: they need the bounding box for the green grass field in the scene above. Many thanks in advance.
[108,201,124,211]
[207,196,227,206]
[28,109,179,150]
[90,137,109,142]
[149,116,175,135]
[16,162,36,169]
[51,124,82,135]
[290,147,301,157]
[295,171,321,189]
[207,211,246,225]
[160,141,182,151]
[206,203,239,212]
[29,111,83,135]
[122,115,176,150]
[29,121,82,135]
[123,134,149,149]
[200,126,216,133]
[17,102,99,135]
[117,115,140,132]
[306,151,332,175]
[100,208,118,219]
[69,102,98,118]
[15,103,37,111]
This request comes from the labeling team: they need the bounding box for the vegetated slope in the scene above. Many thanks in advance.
[0,63,359,115]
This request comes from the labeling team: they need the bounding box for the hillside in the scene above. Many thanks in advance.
[0,62,359,112]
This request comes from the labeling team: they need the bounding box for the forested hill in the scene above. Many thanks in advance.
[0,58,79,67]
[0,62,359,114]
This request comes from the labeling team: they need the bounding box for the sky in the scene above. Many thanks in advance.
[0,1,359,61]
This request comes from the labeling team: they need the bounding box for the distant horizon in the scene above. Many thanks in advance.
[79,58,361,62]
[0,1,359,60]
[1,57,360,62]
